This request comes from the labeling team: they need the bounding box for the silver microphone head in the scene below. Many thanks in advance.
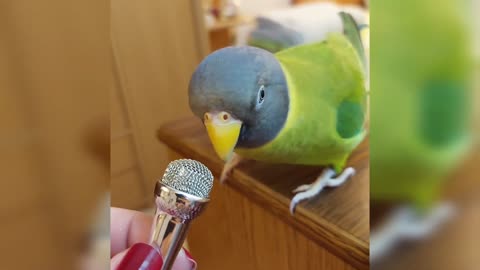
[161,159,214,199]
[150,159,214,269]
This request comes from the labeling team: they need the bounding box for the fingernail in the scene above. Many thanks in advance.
[183,249,197,270]
[116,243,163,270]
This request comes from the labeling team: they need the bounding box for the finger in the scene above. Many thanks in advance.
[110,207,153,257]
[172,249,197,270]
[110,247,196,270]
[110,249,128,270]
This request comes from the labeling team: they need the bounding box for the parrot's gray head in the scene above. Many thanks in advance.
[188,46,289,161]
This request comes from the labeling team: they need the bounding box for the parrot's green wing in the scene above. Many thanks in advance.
[339,11,366,71]
[236,21,367,172]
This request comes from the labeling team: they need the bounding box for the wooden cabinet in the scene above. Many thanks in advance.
[158,118,369,270]
[111,0,208,209]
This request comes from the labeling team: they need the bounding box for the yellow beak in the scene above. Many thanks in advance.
[204,112,242,161]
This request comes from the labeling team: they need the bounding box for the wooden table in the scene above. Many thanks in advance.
[157,117,369,270]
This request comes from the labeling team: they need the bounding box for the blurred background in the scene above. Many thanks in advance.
[0,1,109,269]
[370,0,480,269]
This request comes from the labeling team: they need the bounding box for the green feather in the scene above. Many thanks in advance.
[236,33,367,172]
[337,100,364,138]
[339,12,366,71]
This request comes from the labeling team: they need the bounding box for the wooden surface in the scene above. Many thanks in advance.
[209,29,232,52]
[157,117,369,269]
[185,165,357,270]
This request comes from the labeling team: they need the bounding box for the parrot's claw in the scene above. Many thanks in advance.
[219,153,243,183]
[289,167,355,214]
[219,169,229,183]
[292,184,312,193]
[370,202,455,262]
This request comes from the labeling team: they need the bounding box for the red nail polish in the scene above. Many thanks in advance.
[116,243,163,270]
[183,249,197,270]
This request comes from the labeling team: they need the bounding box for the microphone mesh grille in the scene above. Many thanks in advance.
[161,159,214,199]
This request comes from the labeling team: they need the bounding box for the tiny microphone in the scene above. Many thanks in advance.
[116,159,214,270]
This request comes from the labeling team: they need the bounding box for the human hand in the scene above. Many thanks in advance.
[110,207,196,270]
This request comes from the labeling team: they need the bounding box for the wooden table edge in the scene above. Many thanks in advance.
[157,127,369,269]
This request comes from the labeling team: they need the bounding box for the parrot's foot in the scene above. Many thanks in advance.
[370,202,455,263]
[220,153,243,183]
[289,167,355,214]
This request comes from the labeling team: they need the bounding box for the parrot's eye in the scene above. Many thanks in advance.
[256,85,265,108]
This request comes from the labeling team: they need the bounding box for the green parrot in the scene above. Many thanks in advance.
[188,12,367,213]
[369,0,473,262]
[370,0,472,209]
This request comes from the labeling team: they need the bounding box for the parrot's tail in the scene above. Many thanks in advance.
[339,12,366,70]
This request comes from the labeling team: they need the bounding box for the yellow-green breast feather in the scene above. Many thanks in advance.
[236,33,367,171]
